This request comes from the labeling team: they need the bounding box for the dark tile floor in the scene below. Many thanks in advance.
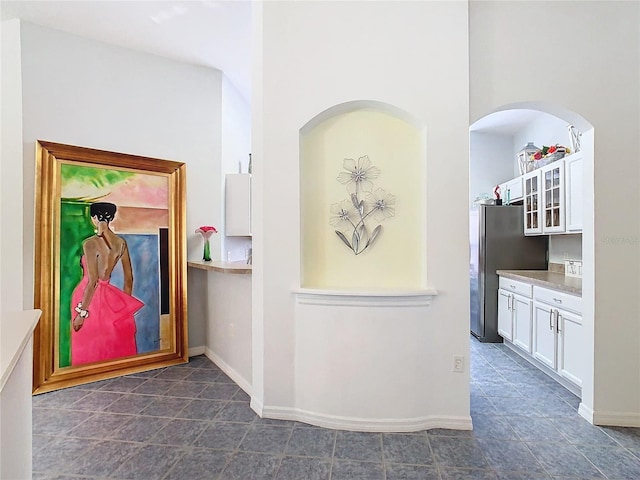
[32,337,640,479]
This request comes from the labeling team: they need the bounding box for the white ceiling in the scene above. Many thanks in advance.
[0,0,253,102]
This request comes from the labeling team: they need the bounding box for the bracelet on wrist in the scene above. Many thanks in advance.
[74,303,89,319]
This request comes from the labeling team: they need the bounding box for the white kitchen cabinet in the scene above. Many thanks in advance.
[498,278,534,353]
[540,161,565,233]
[225,174,251,236]
[498,176,523,204]
[564,153,583,232]
[522,171,542,235]
[532,286,583,388]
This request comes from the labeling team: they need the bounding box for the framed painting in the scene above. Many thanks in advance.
[33,141,188,394]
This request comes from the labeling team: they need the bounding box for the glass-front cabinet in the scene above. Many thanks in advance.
[523,170,542,235]
[541,161,565,233]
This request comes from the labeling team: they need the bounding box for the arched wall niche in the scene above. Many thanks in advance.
[300,100,427,290]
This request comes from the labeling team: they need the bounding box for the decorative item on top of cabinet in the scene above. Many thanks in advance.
[517,142,541,175]
[225,174,251,236]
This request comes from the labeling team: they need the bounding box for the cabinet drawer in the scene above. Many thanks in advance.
[533,286,582,314]
[499,277,532,298]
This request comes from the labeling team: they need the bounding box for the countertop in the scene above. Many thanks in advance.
[188,260,252,274]
[496,270,582,296]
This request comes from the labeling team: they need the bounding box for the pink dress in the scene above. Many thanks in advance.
[71,256,144,365]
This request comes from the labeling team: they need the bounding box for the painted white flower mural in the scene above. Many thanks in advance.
[330,155,395,255]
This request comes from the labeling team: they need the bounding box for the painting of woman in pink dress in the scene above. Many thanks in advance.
[70,202,144,365]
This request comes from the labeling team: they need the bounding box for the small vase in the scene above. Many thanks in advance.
[202,238,212,262]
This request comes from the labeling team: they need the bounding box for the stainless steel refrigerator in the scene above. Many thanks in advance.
[470,205,548,342]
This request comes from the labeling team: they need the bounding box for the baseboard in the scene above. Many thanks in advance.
[203,347,252,396]
[258,405,472,432]
[578,402,594,423]
[188,346,206,357]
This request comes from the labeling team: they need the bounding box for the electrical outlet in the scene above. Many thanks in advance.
[452,355,464,373]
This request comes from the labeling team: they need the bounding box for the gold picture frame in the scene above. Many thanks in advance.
[33,141,188,394]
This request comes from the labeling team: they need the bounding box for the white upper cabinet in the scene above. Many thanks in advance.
[225,174,251,236]
[564,153,583,232]
[540,161,566,234]
[522,171,542,235]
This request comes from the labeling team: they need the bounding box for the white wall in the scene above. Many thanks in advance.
[470,0,640,425]
[253,1,470,428]
[18,22,224,349]
[469,132,514,207]
[221,76,252,262]
[1,19,24,315]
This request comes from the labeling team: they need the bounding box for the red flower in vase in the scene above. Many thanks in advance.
[196,226,218,239]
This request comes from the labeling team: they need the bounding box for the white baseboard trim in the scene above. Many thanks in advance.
[258,405,472,432]
[580,403,640,426]
[203,347,252,396]
[578,403,594,423]
[188,346,206,357]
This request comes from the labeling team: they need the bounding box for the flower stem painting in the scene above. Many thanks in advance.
[33,141,188,394]
[330,155,395,255]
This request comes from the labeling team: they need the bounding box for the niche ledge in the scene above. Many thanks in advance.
[293,287,438,307]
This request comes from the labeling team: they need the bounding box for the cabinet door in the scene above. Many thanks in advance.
[532,302,556,369]
[565,154,583,232]
[557,309,583,388]
[225,174,251,236]
[497,289,513,341]
[512,294,533,353]
[522,172,542,235]
[506,177,523,203]
[541,162,565,234]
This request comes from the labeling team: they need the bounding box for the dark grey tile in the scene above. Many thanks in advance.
[198,383,241,400]
[32,388,90,408]
[526,441,604,478]
[103,393,155,414]
[185,369,222,383]
[334,431,383,462]
[439,467,497,479]
[233,389,252,402]
[32,408,93,435]
[111,444,185,480]
[480,381,523,398]
[148,418,208,446]
[68,391,122,411]
[140,396,190,417]
[534,396,578,418]
[275,456,331,480]
[600,425,640,448]
[98,376,147,392]
[427,428,473,438]
[220,451,280,480]
[188,355,219,369]
[164,448,231,480]
[471,414,519,440]
[33,434,56,453]
[194,421,251,450]
[507,416,564,442]
[382,433,434,465]
[215,372,237,384]
[385,463,440,480]
[550,417,618,446]
[331,459,384,480]
[477,438,545,473]
[470,395,498,416]
[125,367,164,378]
[66,412,131,438]
[285,426,336,457]
[177,398,226,421]
[32,436,95,472]
[494,473,552,480]
[108,415,169,442]
[487,396,543,417]
[164,380,208,398]
[131,379,177,395]
[576,444,640,479]
[66,440,141,476]
[153,366,198,380]
[73,378,114,390]
[215,401,258,423]
[240,424,293,454]
[429,436,488,469]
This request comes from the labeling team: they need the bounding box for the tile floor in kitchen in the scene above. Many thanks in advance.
[32,337,640,480]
